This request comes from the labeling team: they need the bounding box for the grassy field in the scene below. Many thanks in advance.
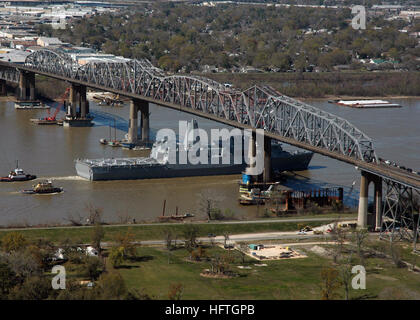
[116,243,420,300]
[0,214,355,244]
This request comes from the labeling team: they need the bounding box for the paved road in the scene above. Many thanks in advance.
[0,216,353,232]
[116,232,332,246]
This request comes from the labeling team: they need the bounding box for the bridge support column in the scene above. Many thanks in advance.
[263,136,272,183]
[18,71,36,101]
[68,84,78,118]
[245,130,257,179]
[357,171,369,228]
[79,85,87,118]
[128,99,139,144]
[0,79,6,96]
[374,177,382,231]
[139,100,149,145]
[28,72,35,101]
[19,71,27,101]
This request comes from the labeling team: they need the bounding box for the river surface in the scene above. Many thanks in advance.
[0,97,419,226]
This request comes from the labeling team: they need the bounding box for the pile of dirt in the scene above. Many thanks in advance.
[310,245,329,257]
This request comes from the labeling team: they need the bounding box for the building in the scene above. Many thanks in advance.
[36,37,62,47]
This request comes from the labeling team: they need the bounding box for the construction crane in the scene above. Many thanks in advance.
[44,87,70,121]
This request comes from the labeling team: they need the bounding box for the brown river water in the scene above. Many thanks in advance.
[0,97,419,226]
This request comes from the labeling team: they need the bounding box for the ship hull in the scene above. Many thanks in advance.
[75,152,313,181]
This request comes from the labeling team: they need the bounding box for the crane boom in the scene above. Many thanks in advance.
[45,87,70,121]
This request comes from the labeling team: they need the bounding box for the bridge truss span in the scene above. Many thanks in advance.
[0,48,377,164]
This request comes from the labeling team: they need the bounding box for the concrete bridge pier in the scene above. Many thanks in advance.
[358,171,369,228]
[128,99,139,144]
[357,170,383,230]
[128,99,150,146]
[64,84,92,127]
[18,71,35,101]
[18,72,27,101]
[374,177,382,231]
[139,100,150,145]
[28,72,35,101]
[245,130,257,178]
[79,85,87,118]
[68,84,78,118]
[263,136,272,183]
[0,79,6,96]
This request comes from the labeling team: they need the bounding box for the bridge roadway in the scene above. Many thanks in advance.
[1,60,420,191]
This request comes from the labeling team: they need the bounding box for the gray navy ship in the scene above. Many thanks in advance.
[75,120,313,181]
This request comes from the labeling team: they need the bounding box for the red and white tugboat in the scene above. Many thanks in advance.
[0,162,37,182]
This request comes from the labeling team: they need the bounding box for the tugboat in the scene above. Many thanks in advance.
[0,162,37,182]
[21,180,63,194]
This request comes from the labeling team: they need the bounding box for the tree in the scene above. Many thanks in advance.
[91,222,105,256]
[163,229,174,264]
[330,221,347,263]
[84,256,103,280]
[85,204,103,225]
[95,271,127,300]
[337,253,353,300]
[3,250,41,282]
[0,263,16,298]
[168,283,184,300]
[109,246,125,268]
[197,189,222,221]
[182,224,199,250]
[115,229,137,259]
[352,228,368,265]
[126,288,152,300]
[8,276,52,300]
[320,267,340,300]
[1,232,27,253]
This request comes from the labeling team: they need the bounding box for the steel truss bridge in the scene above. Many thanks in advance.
[0,49,419,248]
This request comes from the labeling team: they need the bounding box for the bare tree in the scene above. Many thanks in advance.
[329,221,347,263]
[85,203,103,225]
[197,189,223,221]
[116,210,131,224]
[238,244,249,264]
[64,213,84,226]
[337,251,354,300]
[352,228,368,265]
[163,228,174,264]
[320,266,341,300]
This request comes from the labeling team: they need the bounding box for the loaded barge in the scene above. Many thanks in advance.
[75,120,313,181]
[330,99,401,108]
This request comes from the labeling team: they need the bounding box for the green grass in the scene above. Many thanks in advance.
[116,244,420,300]
[0,219,341,244]
[119,246,327,300]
